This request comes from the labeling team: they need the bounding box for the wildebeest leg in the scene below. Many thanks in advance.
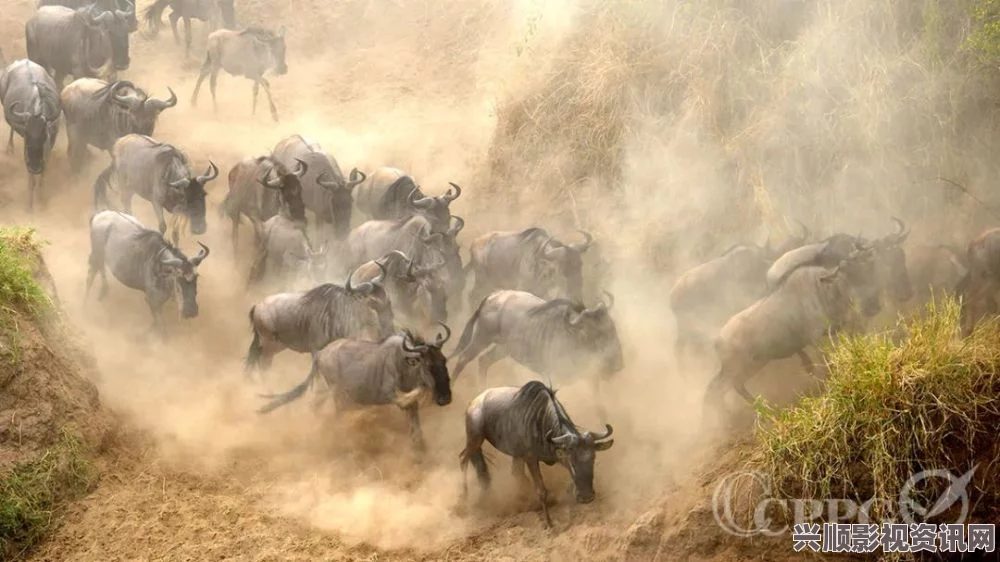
[525,458,553,528]
[459,434,490,499]
[252,81,259,115]
[183,17,193,58]
[208,67,220,112]
[404,405,426,455]
[797,348,820,379]
[477,345,508,383]
[26,174,35,212]
[152,201,168,237]
[170,12,181,45]
[191,59,212,107]
[511,457,532,497]
[258,78,279,123]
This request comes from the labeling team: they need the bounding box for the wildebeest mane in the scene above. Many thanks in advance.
[385,175,418,202]
[127,226,177,258]
[512,380,580,435]
[299,282,347,309]
[240,26,278,41]
[519,227,549,242]
[528,298,585,317]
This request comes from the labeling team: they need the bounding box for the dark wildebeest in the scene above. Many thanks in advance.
[247,214,327,291]
[449,289,624,415]
[86,210,210,335]
[191,26,288,122]
[60,78,177,173]
[352,250,449,330]
[142,0,237,58]
[903,244,967,316]
[353,166,463,233]
[272,134,367,242]
[466,228,595,308]
[257,325,452,454]
[669,223,811,363]
[25,4,135,88]
[344,214,466,299]
[220,155,310,255]
[0,59,62,210]
[244,262,395,377]
[93,133,219,243]
[459,380,614,528]
[701,245,883,428]
[957,228,1000,337]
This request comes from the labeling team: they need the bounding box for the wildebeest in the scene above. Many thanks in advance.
[449,289,624,407]
[247,214,327,291]
[244,262,395,376]
[352,250,449,330]
[272,134,367,242]
[93,134,219,242]
[26,4,135,88]
[904,244,968,315]
[37,0,138,34]
[220,155,310,255]
[353,166,463,232]
[958,228,1000,337]
[258,325,452,453]
[86,210,209,334]
[701,245,882,427]
[459,380,614,528]
[466,228,595,308]
[143,0,237,58]
[191,26,288,122]
[60,78,177,173]
[0,59,62,210]
[344,214,466,297]
[669,224,811,363]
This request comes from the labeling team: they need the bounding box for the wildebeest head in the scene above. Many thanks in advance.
[421,215,465,297]
[86,3,135,71]
[549,423,614,503]
[157,241,210,318]
[109,83,176,135]
[317,167,366,239]
[873,217,913,304]
[564,290,625,374]
[10,97,56,175]
[345,260,395,338]
[167,160,218,235]
[539,230,594,301]
[821,244,882,318]
[260,157,308,223]
[408,182,462,232]
[392,251,449,325]
[399,324,452,406]
[263,27,288,75]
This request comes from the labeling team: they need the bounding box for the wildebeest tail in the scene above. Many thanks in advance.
[244,306,263,371]
[92,165,115,212]
[142,0,171,35]
[257,355,320,414]
[452,295,488,357]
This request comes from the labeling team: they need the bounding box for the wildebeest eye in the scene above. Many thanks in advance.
[406,357,420,367]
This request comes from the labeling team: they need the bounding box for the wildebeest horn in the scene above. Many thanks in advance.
[600,290,615,311]
[168,178,189,189]
[346,168,366,189]
[145,87,177,110]
[293,158,308,178]
[541,236,560,259]
[91,9,115,24]
[409,187,433,208]
[346,260,387,295]
[158,247,183,268]
[447,215,465,237]
[548,431,575,447]
[316,172,340,190]
[592,424,613,441]
[401,331,427,353]
[444,182,462,202]
[572,230,594,252]
[190,242,210,266]
[888,216,909,245]
[421,231,444,244]
[197,161,219,184]
[434,322,451,346]
[8,101,30,120]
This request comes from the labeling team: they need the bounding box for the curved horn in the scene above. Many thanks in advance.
[601,290,615,311]
[316,171,340,190]
[447,215,465,237]
[434,322,452,346]
[371,259,387,286]
[345,266,372,295]
[190,242,210,266]
[573,230,594,252]
[146,86,177,110]
[158,248,183,268]
[293,158,309,178]
[401,331,427,353]
[444,182,462,202]
[592,424,613,441]
[91,9,114,24]
[421,231,444,244]
[8,101,30,120]
[346,168,366,189]
[197,161,219,184]
[889,216,909,245]
[541,236,560,259]
[548,431,575,447]
[408,187,434,208]
[168,178,189,189]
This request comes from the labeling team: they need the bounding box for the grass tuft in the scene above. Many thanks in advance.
[0,228,52,369]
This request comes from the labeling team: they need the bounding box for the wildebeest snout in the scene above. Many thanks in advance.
[576,491,595,504]
[435,394,451,406]
[181,301,199,318]
[190,219,207,236]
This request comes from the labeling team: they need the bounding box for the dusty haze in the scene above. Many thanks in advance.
[1,0,997,559]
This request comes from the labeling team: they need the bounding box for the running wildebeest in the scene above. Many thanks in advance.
[86,210,210,335]
[0,59,62,210]
[345,214,466,299]
[38,0,138,34]
[466,228,595,307]
[26,4,135,88]
[353,166,463,233]
[669,223,811,363]
[957,228,1000,337]
[272,134,367,242]
[258,325,452,454]
[60,78,177,173]
[191,26,288,122]
[93,133,219,243]
[220,155,310,255]
[247,214,327,291]
[143,0,237,58]
[459,380,614,528]
[244,262,395,377]
[904,243,967,315]
[352,250,449,330]
[701,245,882,428]
[450,289,624,411]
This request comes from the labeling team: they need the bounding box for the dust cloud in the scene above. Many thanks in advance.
[1,0,997,558]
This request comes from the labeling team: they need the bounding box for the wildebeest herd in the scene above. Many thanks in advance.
[2,0,1000,531]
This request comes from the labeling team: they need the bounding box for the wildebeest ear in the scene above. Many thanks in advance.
[594,439,614,452]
